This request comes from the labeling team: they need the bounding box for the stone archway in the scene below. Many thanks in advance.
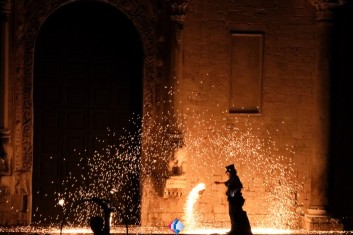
[14,0,160,225]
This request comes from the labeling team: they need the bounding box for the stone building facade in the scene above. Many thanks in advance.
[0,0,352,231]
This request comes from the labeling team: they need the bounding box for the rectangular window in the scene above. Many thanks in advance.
[229,32,263,114]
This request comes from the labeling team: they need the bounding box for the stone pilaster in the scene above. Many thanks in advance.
[304,0,345,231]
[166,0,192,113]
[169,0,189,88]
[0,0,12,170]
[0,0,11,126]
[158,0,192,198]
[166,1,192,136]
[166,0,192,128]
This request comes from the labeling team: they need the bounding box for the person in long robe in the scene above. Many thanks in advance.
[215,164,252,235]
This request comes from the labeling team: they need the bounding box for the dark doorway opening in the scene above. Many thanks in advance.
[33,1,143,225]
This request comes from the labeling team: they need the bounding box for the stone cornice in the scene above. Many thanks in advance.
[309,0,346,21]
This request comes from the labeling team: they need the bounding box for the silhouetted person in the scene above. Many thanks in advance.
[215,164,252,235]
[89,216,108,235]
[89,197,112,235]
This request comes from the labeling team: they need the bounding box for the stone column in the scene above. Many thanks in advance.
[0,0,12,170]
[167,0,192,129]
[166,0,192,147]
[161,0,192,199]
[304,0,345,231]
[0,0,14,225]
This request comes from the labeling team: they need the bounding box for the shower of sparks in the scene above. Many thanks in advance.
[30,115,143,228]
[25,83,306,233]
[27,108,304,231]
[183,183,206,231]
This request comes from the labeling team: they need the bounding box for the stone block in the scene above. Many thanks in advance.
[303,214,344,231]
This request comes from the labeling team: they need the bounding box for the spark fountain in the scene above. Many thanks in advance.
[0,111,351,235]
[183,183,206,232]
[0,90,350,235]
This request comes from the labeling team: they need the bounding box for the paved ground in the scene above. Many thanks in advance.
[0,226,352,235]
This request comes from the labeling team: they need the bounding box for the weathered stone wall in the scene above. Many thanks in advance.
[141,0,316,230]
[3,0,351,231]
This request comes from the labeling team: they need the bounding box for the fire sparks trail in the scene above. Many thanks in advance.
[27,109,304,231]
[26,108,304,231]
[183,183,206,231]
[26,82,306,232]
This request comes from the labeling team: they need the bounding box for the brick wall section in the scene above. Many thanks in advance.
[143,0,317,230]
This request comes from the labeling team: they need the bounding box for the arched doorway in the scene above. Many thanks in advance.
[32,1,143,225]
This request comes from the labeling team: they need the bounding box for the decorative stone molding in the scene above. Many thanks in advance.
[14,0,160,172]
[163,176,186,198]
[167,0,193,25]
[0,0,12,175]
[0,129,11,175]
[0,129,10,143]
[308,0,346,21]
[0,0,12,15]
[14,172,29,195]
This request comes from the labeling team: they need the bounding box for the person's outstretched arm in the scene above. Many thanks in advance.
[214,181,226,185]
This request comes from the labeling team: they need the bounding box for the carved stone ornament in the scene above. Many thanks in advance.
[14,0,162,171]
[0,149,10,176]
[308,0,346,21]
[0,0,12,15]
[14,172,29,195]
[0,129,11,175]
[167,0,193,24]
[163,175,186,198]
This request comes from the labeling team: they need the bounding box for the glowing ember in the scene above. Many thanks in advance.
[58,199,65,207]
